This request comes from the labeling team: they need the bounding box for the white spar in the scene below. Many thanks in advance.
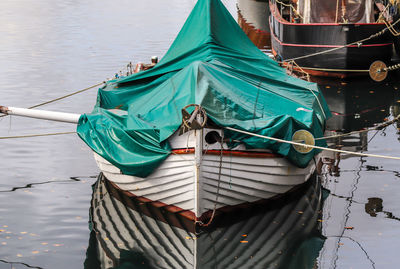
[0,106,81,124]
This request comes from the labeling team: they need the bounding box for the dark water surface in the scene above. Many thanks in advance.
[0,0,400,268]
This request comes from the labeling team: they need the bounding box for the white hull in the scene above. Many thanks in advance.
[94,129,317,219]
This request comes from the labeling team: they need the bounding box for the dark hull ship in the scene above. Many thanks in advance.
[269,0,396,78]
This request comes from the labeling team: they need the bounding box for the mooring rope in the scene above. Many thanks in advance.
[384,19,400,36]
[0,131,76,139]
[384,63,400,71]
[224,126,400,160]
[197,132,225,227]
[0,81,105,118]
[315,115,400,141]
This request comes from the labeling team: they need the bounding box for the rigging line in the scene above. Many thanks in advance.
[286,60,311,80]
[384,20,400,36]
[307,87,327,120]
[377,3,391,23]
[275,0,303,19]
[224,126,400,160]
[0,81,105,118]
[283,17,400,62]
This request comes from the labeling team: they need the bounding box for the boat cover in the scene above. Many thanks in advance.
[77,0,331,177]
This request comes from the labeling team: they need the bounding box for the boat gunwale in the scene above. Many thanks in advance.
[172,148,282,158]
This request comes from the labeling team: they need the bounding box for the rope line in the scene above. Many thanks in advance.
[0,82,105,118]
[384,19,400,36]
[275,0,303,19]
[224,126,400,161]
[28,82,105,109]
[384,63,400,71]
[315,115,400,141]
[0,131,76,139]
[197,132,224,227]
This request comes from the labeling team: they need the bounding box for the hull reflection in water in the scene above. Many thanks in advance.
[85,173,326,269]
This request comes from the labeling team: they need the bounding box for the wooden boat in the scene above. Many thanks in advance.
[0,0,330,226]
[85,173,325,269]
[93,126,318,224]
[269,0,396,78]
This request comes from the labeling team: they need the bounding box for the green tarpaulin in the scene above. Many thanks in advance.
[77,0,331,177]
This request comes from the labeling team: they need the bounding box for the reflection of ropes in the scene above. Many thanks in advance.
[329,235,376,268]
[325,123,384,268]
[0,175,95,193]
[331,157,375,268]
[0,259,42,269]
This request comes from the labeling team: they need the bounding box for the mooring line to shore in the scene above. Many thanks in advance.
[315,115,400,141]
[224,126,400,161]
[0,131,76,139]
[0,81,105,118]
[0,123,399,160]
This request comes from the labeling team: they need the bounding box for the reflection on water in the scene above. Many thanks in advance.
[238,1,400,268]
[317,75,400,268]
[0,0,399,267]
[85,173,325,269]
[0,0,236,268]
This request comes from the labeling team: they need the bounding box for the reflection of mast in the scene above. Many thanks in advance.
[86,173,325,269]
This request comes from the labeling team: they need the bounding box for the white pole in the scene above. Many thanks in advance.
[0,106,81,124]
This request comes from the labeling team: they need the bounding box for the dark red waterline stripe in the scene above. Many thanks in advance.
[172,148,281,158]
